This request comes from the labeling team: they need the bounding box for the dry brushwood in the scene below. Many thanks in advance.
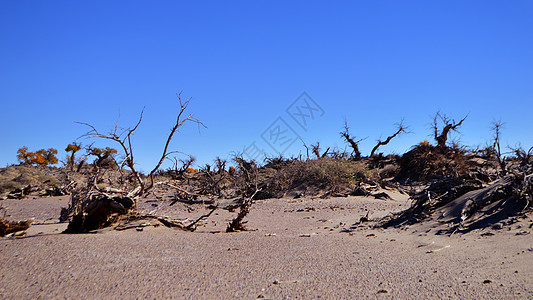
[64,194,134,233]
[395,142,474,182]
[380,158,533,234]
[77,94,204,199]
[300,139,311,160]
[169,155,196,178]
[0,207,33,236]
[198,171,227,197]
[370,120,408,157]
[310,142,330,159]
[233,154,259,197]
[65,94,207,232]
[214,157,227,174]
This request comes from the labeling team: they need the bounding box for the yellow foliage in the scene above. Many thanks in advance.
[65,143,81,153]
[228,166,236,175]
[17,147,58,166]
[186,167,199,173]
[419,140,430,147]
[89,147,117,158]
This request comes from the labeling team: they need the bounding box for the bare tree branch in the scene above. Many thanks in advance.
[300,139,310,160]
[146,93,206,192]
[370,119,409,157]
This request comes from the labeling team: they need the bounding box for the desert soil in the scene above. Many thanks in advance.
[1,192,532,299]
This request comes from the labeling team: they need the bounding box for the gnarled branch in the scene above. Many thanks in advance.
[370,119,409,157]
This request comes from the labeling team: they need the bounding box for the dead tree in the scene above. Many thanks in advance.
[225,155,261,232]
[509,145,533,171]
[310,142,330,159]
[170,155,196,178]
[491,119,506,176]
[432,112,468,149]
[214,157,227,174]
[66,93,206,232]
[65,142,82,171]
[233,153,259,197]
[78,93,204,200]
[340,120,363,159]
[370,120,408,157]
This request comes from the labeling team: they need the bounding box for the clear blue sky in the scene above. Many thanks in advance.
[1,1,532,172]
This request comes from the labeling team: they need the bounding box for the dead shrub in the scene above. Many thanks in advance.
[395,144,474,182]
[262,158,370,197]
[378,164,399,179]
[0,165,61,195]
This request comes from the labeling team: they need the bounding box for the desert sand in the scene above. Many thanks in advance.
[1,192,532,299]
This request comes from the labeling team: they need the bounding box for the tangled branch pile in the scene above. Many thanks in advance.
[380,152,533,234]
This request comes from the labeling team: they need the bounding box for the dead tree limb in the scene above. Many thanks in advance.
[321,147,330,158]
[0,219,33,237]
[300,139,310,160]
[77,109,146,196]
[186,207,217,231]
[146,94,205,194]
[159,181,196,197]
[370,120,408,157]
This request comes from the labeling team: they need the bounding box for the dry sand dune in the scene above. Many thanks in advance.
[1,193,532,299]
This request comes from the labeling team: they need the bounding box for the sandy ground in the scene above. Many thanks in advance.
[1,192,533,299]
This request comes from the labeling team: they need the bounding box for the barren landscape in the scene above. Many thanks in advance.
[1,190,532,299]
[3,2,533,299]
[2,132,533,299]
[1,103,532,299]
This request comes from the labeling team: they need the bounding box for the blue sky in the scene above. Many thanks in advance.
[1,1,532,171]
